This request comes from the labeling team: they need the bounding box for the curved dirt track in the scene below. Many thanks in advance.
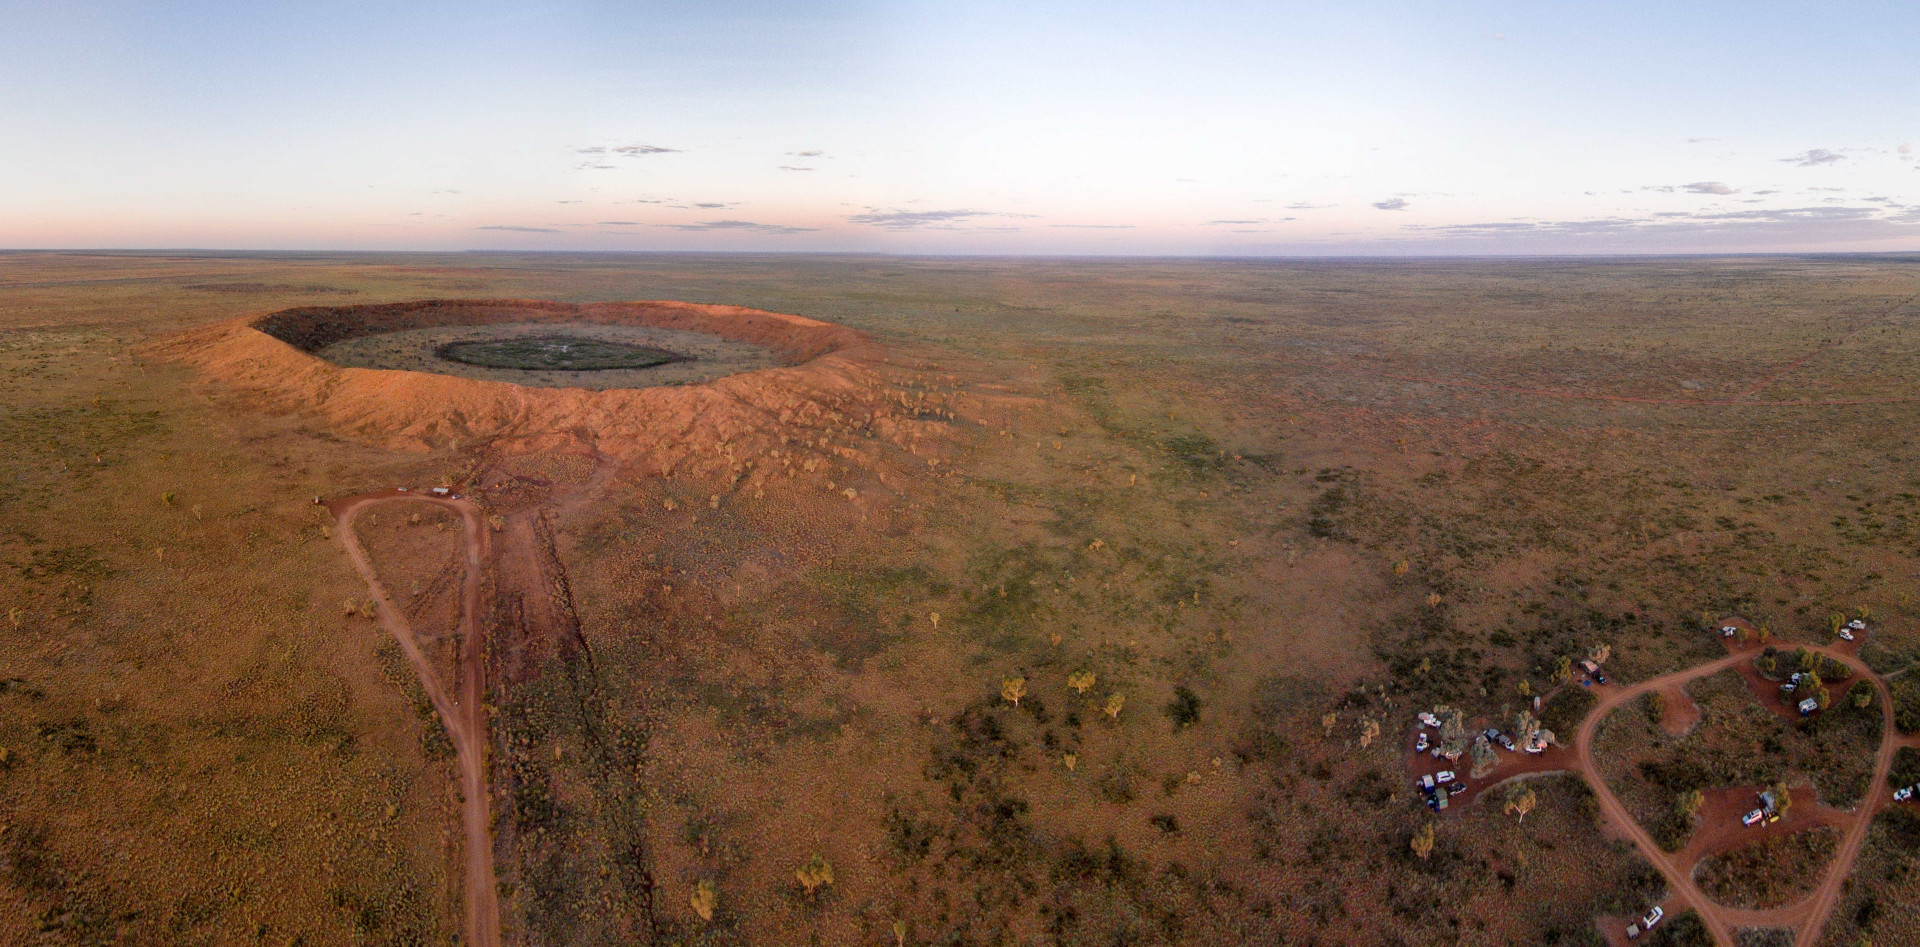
[333,492,498,947]
[1573,641,1897,947]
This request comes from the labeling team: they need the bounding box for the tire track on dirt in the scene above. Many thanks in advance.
[333,492,499,947]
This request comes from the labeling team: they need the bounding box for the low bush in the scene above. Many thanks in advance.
[1541,686,1597,737]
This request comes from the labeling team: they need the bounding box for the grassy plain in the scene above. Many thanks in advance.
[2,251,1918,945]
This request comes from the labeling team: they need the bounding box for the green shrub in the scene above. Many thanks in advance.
[1541,686,1597,736]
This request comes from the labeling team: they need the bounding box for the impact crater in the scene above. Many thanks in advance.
[156,298,898,469]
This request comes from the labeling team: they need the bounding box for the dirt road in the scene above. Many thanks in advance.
[333,491,499,947]
[1572,641,1898,947]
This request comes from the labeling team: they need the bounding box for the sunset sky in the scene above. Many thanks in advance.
[4,0,1916,254]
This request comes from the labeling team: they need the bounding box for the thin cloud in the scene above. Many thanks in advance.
[615,144,681,156]
[478,225,560,233]
[1048,224,1136,229]
[778,165,815,171]
[846,208,1035,230]
[1373,198,1409,211]
[1684,182,1737,195]
[1783,148,1845,166]
[1286,202,1334,210]
[788,150,824,157]
[598,220,639,226]
[662,219,815,235]
[692,202,734,209]
[1206,219,1265,225]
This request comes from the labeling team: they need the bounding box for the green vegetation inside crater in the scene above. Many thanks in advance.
[436,335,686,371]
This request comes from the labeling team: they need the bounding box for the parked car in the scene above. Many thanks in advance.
[1720,625,1737,637]
[1497,733,1516,751]
[1743,809,1765,826]
[1482,728,1501,742]
[1416,732,1429,752]
[1418,712,1439,728]
[1643,906,1664,929]
[1895,786,1913,802]
[1436,770,1456,785]
[1593,671,1608,684]
[1849,619,1868,631]
[1839,628,1855,641]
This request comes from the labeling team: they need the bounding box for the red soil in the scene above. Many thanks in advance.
[1656,681,1702,736]
[148,299,952,477]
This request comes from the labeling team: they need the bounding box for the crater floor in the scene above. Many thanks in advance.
[317,321,777,389]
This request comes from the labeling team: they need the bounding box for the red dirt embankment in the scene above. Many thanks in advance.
[149,299,934,475]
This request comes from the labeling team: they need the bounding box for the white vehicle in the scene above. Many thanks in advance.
[1417,712,1439,728]
[430,486,451,496]
[1849,619,1868,631]
[1839,628,1855,641]
[1895,786,1913,803]
[1720,625,1737,637]
[1415,732,1429,752]
[1643,906,1664,929]
[1421,774,1436,792]
[1436,770,1456,785]
[1742,809,1765,826]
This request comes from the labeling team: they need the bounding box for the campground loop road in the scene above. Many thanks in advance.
[1572,641,1898,947]
[332,491,499,947]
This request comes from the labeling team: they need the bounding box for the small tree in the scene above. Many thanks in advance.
[1550,656,1573,684]
[1410,822,1435,860]
[1322,711,1338,737]
[1437,706,1469,760]
[1505,784,1538,824]
[795,854,834,899]
[1647,691,1667,726]
[1104,693,1125,720]
[1002,676,1026,707]
[1512,709,1540,743]
[1516,680,1532,699]
[1849,679,1876,711]
[1588,643,1611,665]
[1830,612,1847,635]
[1770,783,1793,819]
[1758,654,1777,676]
[1068,670,1096,695]
[1469,735,1499,779]
[1677,788,1704,821]
[690,879,717,921]
[1358,718,1380,749]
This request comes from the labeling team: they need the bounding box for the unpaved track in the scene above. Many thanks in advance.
[333,492,499,947]
[1573,642,1897,947]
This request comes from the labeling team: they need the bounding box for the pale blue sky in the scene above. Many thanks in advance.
[3,1,1916,253]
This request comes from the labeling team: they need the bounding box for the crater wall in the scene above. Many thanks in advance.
[152,299,902,473]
